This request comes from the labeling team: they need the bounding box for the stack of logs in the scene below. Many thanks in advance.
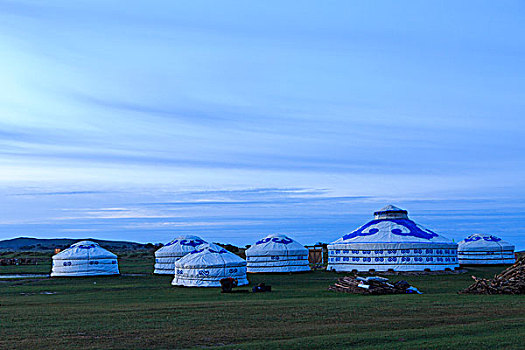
[328,275,420,295]
[460,256,525,295]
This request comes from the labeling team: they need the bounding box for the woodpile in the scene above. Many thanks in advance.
[328,275,421,295]
[460,256,525,295]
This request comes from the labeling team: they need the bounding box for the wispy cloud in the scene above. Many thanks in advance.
[10,190,112,197]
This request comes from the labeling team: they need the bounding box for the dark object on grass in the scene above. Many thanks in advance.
[393,280,410,290]
[220,277,238,293]
[459,256,525,295]
[328,275,421,295]
[252,283,272,293]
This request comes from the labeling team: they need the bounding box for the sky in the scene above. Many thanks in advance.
[0,1,524,249]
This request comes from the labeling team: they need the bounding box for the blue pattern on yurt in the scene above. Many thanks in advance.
[464,234,501,243]
[180,239,205,247]
[165,238,205,247]
[342,219,439,241]
[255,237,293,245]
[75,243,97,249]
[190,247,228,254]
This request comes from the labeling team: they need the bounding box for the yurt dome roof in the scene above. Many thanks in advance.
[53,240,117,260]
[175,245,245,269]
[155,235,207,257]
[332,205,453,245]
[459,234,514,250]
[246,234,308,256]
[72,240,98,247]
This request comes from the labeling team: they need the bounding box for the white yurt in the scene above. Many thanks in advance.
[172,244,248,287]
[327,205,459,272]
[458,234,515,265]
[154,235,207,274]
[245,234,310,273]
[51,240,119,277]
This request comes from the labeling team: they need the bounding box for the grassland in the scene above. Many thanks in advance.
[1,254,524,349]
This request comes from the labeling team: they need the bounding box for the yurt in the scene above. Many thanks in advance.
[245,234,310,273]
[172,244,248,287]
[327,205,459,272]
[154,235,207,274]
[458,234,515,265]
[51,240,119,277]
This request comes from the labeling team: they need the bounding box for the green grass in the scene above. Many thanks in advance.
[1,256,524,349]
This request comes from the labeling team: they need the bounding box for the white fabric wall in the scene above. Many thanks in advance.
[327,243,458,272]
[51,258,119,276]
[246,255,310,273]
[457,253,515,265]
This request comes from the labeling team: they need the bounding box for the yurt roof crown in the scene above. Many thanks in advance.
[373,205,408,219]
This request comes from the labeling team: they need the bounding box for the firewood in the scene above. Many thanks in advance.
[328,275,421,295]
[459,257,525,295]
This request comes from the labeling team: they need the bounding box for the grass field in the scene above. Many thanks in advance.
[1,254,524,349]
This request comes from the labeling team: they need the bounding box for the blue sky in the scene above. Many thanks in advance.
[0,1,524,248]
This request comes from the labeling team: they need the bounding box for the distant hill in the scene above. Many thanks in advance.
[0,237,153,252]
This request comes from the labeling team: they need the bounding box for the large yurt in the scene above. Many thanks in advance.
[172,244,248,287]
[327,205,459,272]
[154,235,207,274]
[51,240,119,277]
[458,234,515,265]
[245,234,310,273]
